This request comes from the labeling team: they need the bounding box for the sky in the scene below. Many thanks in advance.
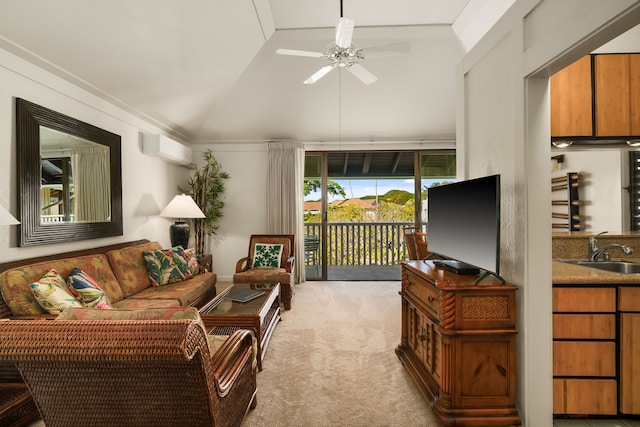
[306,178,453,202]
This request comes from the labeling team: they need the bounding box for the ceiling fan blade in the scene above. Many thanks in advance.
[276,48,325,58]
[304,64,337,84]
[335,17,355,49]
[360,42,411,60]
[347,63,377,85]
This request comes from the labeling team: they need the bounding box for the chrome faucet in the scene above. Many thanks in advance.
[589,231,634,261]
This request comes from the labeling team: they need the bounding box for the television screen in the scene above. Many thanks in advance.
[427,174,500,276]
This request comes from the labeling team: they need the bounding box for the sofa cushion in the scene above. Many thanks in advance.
[56,306,203,327]
[233,267,292,285]
[127,273,216,306]
[67,267,112,309]
[1,254,122,316]
[29,269,83,314]
[143,247,193,287]
[251,243,283,268]
[111,298,181,310]
[106,241,162,297]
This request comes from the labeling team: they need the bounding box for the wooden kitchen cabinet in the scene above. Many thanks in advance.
[595,54,640,136]
[619,287,640,414]
[553,286,617,415]
[550,53,640,138]
[396,261,521,426]
[550,55,593,137]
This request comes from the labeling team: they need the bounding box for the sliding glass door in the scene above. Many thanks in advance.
[303,150,455,281]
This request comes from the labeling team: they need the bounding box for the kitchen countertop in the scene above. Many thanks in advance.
[553,259,640,284]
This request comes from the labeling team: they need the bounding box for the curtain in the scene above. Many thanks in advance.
[71,146,111,222]
[266,142,305,283]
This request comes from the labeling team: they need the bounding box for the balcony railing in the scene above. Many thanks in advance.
[304,222,415,266]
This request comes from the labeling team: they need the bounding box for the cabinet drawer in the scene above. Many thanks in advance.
[619,287,640,311]
[553,379,617,415]
[553,341,616,376]
[406,274,440,319]
[553,314,615,339]
[553,287,616,312]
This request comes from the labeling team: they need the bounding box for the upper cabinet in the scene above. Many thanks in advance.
[551,54,640,138]
[551,56,593,137]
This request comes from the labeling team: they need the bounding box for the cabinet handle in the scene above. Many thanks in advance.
[427,295,434,303]
[417,327,427,341]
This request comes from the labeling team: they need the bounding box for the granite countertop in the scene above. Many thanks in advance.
[553,259,640,284]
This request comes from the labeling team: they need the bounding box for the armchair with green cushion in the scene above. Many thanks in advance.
[0,307,257,427]
[233,234,295,309]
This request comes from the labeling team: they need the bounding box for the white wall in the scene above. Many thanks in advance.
[0,47,191,262]
[552,150,626,232]
[458,0,640,425]
[194,144,268,281]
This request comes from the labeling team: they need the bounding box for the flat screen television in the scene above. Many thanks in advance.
[427,174,503,283]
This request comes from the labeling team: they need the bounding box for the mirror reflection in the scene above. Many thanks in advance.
[16,98,123,246]
[40,127,111,224]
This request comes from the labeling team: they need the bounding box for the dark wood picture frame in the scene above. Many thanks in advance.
[15,98,123,246]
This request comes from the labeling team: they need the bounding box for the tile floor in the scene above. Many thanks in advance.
[554,419,640,427]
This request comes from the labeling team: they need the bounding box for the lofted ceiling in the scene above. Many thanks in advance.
[0,0,514,144]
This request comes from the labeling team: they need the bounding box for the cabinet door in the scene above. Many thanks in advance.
[620,313,640,414]
[407,305,441,386]
[551,55,593,137]
[553,341,616,377]
[595,54,631,136]
[632,54,640,135]
[554,379,617,415]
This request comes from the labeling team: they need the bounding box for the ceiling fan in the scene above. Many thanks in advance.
[276,2,409,85]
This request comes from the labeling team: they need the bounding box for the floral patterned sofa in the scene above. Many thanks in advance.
[0,239,217,318]
[0,239,218,425]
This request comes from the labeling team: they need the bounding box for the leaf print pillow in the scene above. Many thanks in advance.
[251,243,283,268]
[143,247,193,287]
[67,267,112,309]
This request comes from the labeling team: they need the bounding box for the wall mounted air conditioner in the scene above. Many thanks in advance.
[142,134,192,166]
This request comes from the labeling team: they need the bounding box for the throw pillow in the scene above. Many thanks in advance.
[67,267,112,309]
[29,268,83,314]
[182,247,200,275]
[143,246,193,287]
[252,243,283,268]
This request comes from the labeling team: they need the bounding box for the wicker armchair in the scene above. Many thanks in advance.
[0,318,256,427]
[233,234,295,309]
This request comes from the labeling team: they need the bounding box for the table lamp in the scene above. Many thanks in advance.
[0,204,19,225]
[159,194,205,248]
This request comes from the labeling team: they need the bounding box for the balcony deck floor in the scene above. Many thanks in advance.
[305,264,401,281]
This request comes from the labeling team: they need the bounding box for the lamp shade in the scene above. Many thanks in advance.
[0,204,19,225]
[159,194,205,219]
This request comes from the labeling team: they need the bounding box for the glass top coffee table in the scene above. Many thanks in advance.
[199,283,281,371]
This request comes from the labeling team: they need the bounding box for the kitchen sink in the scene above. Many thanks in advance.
[560,260,640,274]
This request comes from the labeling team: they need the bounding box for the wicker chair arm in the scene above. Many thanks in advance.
[235,256,250,273]
[211,329,255,396]
[285,256,295,273]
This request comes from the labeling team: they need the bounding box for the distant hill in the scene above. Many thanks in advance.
[361,189,413,205]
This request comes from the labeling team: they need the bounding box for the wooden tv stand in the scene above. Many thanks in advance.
[396,260,521,426]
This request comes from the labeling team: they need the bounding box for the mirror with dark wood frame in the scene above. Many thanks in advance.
[16,98,123,246]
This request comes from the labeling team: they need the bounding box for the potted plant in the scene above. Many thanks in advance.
[180,149,230,255]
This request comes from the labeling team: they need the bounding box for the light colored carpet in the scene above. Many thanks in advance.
[244,280,441,427]
[25,281,440,426]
